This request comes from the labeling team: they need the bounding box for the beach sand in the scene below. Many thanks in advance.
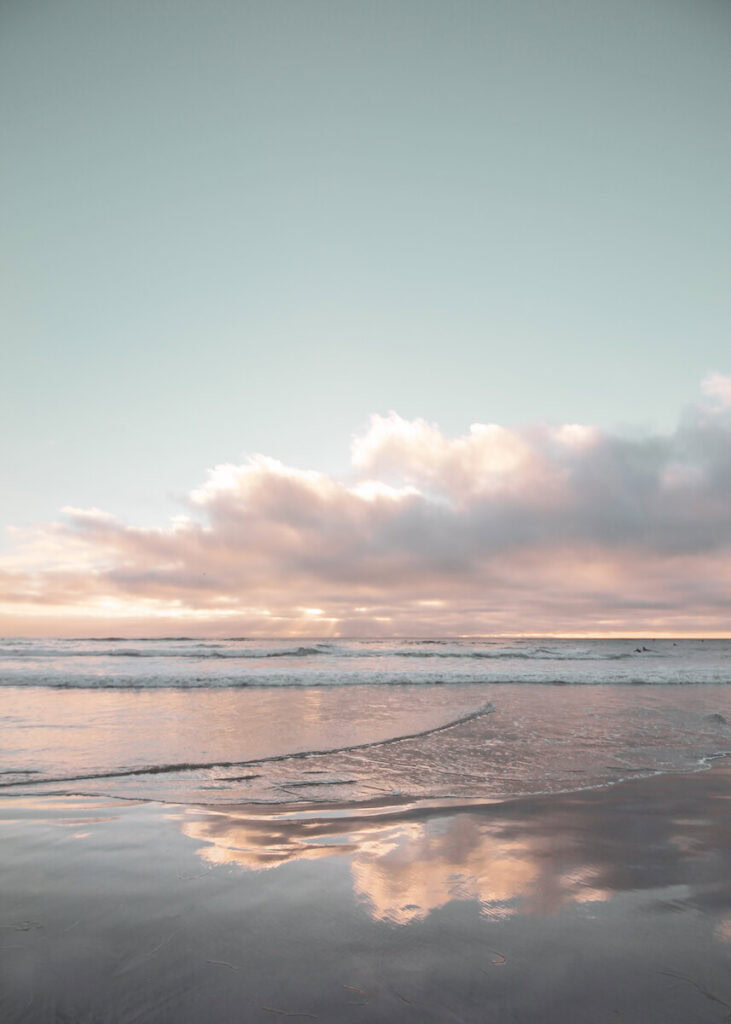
[2,763,730,1023]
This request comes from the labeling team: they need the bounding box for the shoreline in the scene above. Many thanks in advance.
[3,735,728,813]
[4,681,729,809]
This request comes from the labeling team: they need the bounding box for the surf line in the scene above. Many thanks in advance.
[0,702,495,789]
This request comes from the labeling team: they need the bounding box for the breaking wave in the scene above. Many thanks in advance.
[1,638,729,688]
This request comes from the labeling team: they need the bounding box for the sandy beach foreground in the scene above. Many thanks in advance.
[2,763,730,1024]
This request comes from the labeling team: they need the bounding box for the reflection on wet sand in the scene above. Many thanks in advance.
[179,762,731,928]
[350,815,543,923]
[3,765,731,1024]
[181,806,542,922]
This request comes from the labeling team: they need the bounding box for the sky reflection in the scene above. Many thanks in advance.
[179,762,731,930]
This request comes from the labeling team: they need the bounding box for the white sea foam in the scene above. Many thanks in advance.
[1,637,731,687]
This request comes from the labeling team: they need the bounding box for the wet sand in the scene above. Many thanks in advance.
[2,763,731,1023]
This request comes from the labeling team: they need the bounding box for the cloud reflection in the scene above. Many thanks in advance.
[179,764,731,929]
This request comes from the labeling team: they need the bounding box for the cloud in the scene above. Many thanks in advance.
[2,379,731,635]
[701,372,731,408]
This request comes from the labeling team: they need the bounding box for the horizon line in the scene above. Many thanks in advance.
[3,634,730,642]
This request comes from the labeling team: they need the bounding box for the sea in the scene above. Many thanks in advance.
[1,637,730,806]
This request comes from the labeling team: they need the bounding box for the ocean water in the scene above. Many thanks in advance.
[1,637,730,806]
[3,636,731,688]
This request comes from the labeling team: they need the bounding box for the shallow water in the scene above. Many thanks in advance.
[2,680,729,805]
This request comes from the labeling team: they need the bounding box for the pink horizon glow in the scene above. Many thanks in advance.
[3,377,731,638]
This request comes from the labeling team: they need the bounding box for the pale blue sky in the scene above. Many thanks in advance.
[2,0,730,532]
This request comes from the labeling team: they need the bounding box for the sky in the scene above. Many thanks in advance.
[1,0,730,636]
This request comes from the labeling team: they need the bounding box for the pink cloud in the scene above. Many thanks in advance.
[2,379,731,636]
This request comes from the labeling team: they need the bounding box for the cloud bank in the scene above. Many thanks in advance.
[3,376,731,636]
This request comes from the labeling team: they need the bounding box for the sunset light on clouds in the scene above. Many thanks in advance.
[3,375,731,638]
[3,0,731,642]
